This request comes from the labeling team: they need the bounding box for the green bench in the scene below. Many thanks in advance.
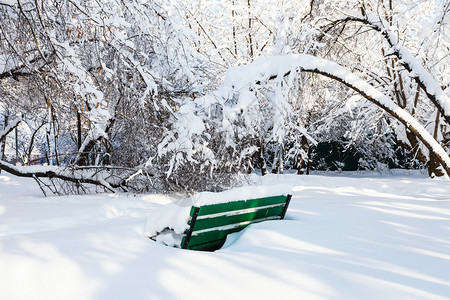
[178,194,292,251]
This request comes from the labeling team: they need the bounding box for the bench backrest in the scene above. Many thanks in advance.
[181,194,292,251]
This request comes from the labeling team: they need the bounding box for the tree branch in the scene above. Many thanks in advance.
[235,54,450,176]
[322,13,450,126]
[0,115,22,141]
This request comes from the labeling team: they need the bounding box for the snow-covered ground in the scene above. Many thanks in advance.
[1,171,450,300]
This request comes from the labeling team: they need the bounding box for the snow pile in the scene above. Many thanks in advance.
[144,184,291,244]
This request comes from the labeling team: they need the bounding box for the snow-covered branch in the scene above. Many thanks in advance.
[0,160,113,190]
[329,11,450,126]
[0,115,22,141]
[0,159,137,194]
[222,54,450,176]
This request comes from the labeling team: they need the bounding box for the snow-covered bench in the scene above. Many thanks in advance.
[145,186,292,251]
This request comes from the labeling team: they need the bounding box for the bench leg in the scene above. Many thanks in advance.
[280,194,292,219]
[182,207,200,249]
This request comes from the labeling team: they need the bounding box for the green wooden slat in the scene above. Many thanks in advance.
[187,239,227,251]
[196,195,288,216]
[192,205,284,231]
[187,224,250,247]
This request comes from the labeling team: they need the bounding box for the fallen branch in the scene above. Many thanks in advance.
[0,160,120,194]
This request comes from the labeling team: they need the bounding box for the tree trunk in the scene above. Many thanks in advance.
[15,127,19,165]
[25,122,45,165]
[232,0,238,56]
[77,110,82,150]
[399,125,445,177]
[51,106,60,166]
[247,0,254,58]
[104,139,112,165]
[271,145,284,174]
[298,136,309,175]
[46,130,52,165]
[0,115,8,173]
[271,147,278,174]
[279,146,284,174]
[258,141,267,176]
[1,115,8,160]
[427,152,445,177]
[306,146,311,175]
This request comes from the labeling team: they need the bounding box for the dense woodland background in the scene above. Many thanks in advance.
[0,0,449,194]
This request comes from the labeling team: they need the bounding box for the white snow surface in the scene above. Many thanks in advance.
[1,171,450,299]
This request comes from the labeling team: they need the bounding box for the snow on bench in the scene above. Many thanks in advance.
[144,185,292,251]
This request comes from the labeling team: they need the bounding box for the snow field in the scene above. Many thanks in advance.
[1,171,450,299]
